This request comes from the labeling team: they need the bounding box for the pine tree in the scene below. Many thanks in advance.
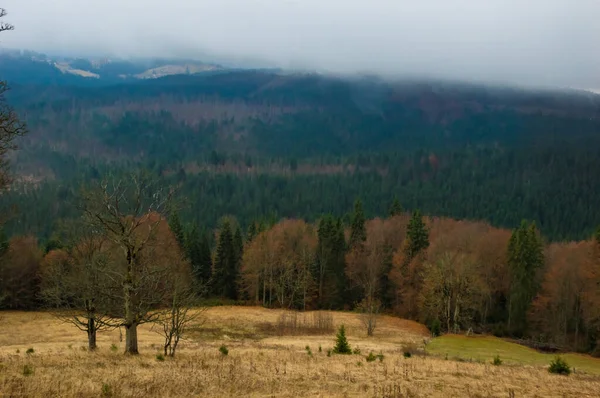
[169,211,185,249]
[247,221,258,242]
[389,196,403,217]
[349,199,366,248]
[333,325,352,354]
[404,209,429,262]
[212,219,240,300]
[185,224,212,289]
[507,220,544,335]
[0,227,8,258]
[595,226,600,245]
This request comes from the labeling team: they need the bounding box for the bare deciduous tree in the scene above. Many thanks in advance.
[80,173,185,354]
[0,8,26,192]
[155,278,207,357]
[40,222,115,351]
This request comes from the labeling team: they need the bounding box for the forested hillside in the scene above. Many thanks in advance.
[1,62,599,242]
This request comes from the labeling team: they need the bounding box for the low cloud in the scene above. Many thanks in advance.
[2,0,599,89]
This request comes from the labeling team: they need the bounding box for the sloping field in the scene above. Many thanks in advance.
[0,307,599,397]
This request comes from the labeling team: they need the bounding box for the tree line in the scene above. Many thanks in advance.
[1,180,599,355]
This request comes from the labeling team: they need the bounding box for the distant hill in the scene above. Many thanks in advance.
[0,49,224,85]
[1,51,600,241]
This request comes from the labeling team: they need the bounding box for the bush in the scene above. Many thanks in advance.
[219,345,229,356]
[492,355,502,366]
[429,319,441,337]
[305,345,313,357]
[110,344,118,352]
[377,353,384,362]
[22,364,34,376]
[327,349,332,357]
[318,345,322,353]
[353,347,362,355]
[101,383,113,397]
[366,352,377,362]
[548,357,571,375]
[156,353,165,361]
[403,342,419,358]
[333,325,352,354]
[26,348,34,355]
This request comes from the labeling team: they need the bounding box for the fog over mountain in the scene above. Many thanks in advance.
[1,0,599,89]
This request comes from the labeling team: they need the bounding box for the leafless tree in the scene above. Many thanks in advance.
[79,172,184,354]
[0,8,26,192]
[155,278,207,357]
[40,221,115,351]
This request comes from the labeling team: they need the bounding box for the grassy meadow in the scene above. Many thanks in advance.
[1,306,600,397]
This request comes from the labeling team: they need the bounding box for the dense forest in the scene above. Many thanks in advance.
[0,64,599,242]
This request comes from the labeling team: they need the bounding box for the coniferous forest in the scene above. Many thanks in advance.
[0,53,599,355]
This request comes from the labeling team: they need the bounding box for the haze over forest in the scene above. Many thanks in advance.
[2,0,600,90]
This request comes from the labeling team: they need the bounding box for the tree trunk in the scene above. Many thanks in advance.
[125,322,139,355]
[87,317,97,351]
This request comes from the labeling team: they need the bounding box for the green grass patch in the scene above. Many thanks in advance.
[427,335,600,375]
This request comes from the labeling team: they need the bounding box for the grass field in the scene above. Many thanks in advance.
[427,335,600,375]
[1,307,600,397]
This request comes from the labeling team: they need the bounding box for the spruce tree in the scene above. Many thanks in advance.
[349,199,366,248]
[333,325,352,354]
[404,209,429,262]
[169,211,185,250]
[185,224,212,289]
[507,220,544,335]
[213,219,238,299]
[389,196,403,217]
[246,221,258,242]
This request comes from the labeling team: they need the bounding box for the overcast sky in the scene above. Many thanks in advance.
[1,0,599,89]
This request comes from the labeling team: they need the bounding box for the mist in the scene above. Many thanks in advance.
[1,0,599,90]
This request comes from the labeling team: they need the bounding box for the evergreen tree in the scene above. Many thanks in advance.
[233,226,244,264]
[333,325,352,354]
[389,196,404,217]
[212,219,239,300]
[404,209,429,262]
[0,227,8,258]
[169,211,185,249]
[185,224,212,288]
[595,226,600,245]
[349,199,366,248]
[247,221,258,242]
[507,220,544,335]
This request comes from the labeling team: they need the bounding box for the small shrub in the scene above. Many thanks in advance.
[67,344,73,349]
[318,345,322,353]
[219,345,229,356]
[403,342,419,358]
[305,345,313,357]
[366,352,377,362]
[548,357,571,375]
[327,349,332,357]
[333,325,352,354]
[26,348,34,355]
[356,361,363,367]
[16,349,20,354]
[156,353,165,362]
[110,344,118,352]
[492,355,502,366]
[377,353,384,362]
[101,383,113,397]
[22,364,34,376]
[353,347,362,355]
[429,318,441,337]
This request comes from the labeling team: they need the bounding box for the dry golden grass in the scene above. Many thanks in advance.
[1,307,600,397]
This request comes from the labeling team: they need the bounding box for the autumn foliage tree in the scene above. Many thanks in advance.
[242,219,317,309]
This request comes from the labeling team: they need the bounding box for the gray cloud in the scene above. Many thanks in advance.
[1,0,599,89]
